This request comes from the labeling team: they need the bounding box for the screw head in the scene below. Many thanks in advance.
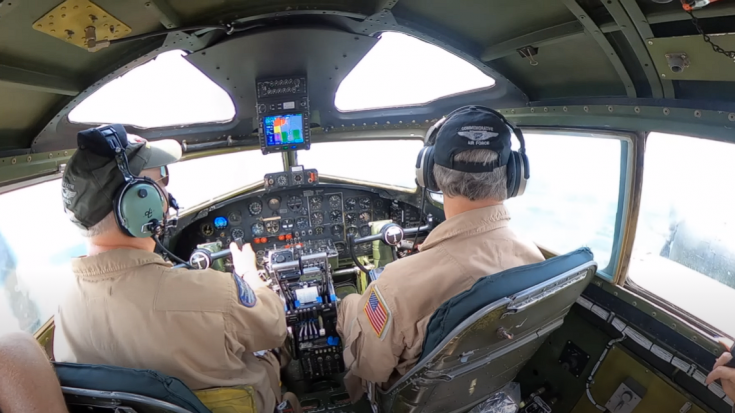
[648,40,654,45]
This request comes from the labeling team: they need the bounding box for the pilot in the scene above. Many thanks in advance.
[336,106,545,400]
[53,125,295,413]
[0,332,68,413]
[707,351,735,411]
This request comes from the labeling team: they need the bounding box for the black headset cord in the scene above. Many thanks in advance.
[413,186,427,252]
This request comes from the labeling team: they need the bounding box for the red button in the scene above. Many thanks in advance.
[285,234,293,240]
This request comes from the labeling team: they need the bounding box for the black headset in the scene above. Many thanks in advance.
[96,125,173,238]
[415,105,529,198]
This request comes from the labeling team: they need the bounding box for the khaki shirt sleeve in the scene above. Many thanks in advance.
[227,269,287,351]
[340,277,404,386]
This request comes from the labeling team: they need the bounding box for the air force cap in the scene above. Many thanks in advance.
[433,106,513,173]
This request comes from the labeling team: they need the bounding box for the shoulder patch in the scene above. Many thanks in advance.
[364,286,391,339]
[233,273,257,308]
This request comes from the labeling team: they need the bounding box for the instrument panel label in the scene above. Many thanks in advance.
[624,327,653,350]
[651,344,673,363]
[672,357,692,374]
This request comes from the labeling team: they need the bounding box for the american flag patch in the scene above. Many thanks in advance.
[364,287,390,338]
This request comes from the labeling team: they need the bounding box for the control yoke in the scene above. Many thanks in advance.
[347,216,434,274]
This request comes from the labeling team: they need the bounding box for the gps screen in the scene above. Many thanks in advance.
[264,114,305,147]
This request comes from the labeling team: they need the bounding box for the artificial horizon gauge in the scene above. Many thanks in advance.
[287,196,303,211]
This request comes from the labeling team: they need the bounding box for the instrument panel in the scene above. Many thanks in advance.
[177,185,422,265]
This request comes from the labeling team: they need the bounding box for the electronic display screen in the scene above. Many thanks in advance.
[263,114,305,147]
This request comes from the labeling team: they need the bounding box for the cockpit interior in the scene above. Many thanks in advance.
[3,0,735,413]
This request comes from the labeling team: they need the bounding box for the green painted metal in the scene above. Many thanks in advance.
[0,149,75,189]
[558,0,637,98]
[0,63,80,96]
[480,21,586,62]
[602,0,670,99]
[647,34,735,82]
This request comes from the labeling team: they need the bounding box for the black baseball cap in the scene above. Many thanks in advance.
[433,106,513,173]
[62,125,182,230]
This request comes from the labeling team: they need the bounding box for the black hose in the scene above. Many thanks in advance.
[153,235,190,267]
[348,234,372,275]
[413,187,427,251]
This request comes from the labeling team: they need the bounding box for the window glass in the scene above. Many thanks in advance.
[335,32,495,111]
[630,132,735,337]
[69,50,236,128]
[298,140,423,188]
[0,180,83,335]
[167,150,283,210]
[505,132,623,272]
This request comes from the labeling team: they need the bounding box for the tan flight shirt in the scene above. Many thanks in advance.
[54,249,287,413]
[336,205,544,400]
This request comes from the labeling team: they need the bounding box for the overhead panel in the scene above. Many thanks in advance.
[647,34,735,82]
[32,0,132,51]
[185,28,378,121]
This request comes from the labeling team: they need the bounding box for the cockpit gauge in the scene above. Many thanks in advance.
[345,212,358,226]
[287,196,303,211]
[329,195,342,209]
[359,212,371,223]
[265,220,281,234]
[344,198,357,210]
[359,225,371,237]
[359,197,371,210]
[276,175,289,187]
[310,195,323,209]
[268,197,281,211]
[335,242,346,254]
[330,210,343,223]
[374,199,384,209]
[314,226,324,235]
[251,223,265,237]
[248,201,263,216]
[296,217,309,229]
[311,212,324,226]
[299,206,308,216]
[281,219,295,231]
[346,226,359,238]
[201,223,215,237]
[231,228,245,240]
[228,211,242,225]
[331,225,344,237]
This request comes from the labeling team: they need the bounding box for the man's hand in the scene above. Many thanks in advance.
[706,352,735,401]
[230,242,266,289]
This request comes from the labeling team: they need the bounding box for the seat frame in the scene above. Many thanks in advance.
[373,260,596,413]
[61,386,196,413]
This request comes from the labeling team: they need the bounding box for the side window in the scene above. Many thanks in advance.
[630,132,735,337]
[0,180,83,334]
[504,131,624,274]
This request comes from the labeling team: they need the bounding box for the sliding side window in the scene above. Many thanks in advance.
[630,132,735,337]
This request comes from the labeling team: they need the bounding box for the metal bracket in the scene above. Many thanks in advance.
[665,53,690,73]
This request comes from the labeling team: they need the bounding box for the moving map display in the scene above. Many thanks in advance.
[264,114,305,147]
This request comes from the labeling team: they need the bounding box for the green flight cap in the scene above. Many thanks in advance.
[62,130,182,230]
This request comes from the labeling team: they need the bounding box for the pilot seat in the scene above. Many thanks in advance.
[370,247,597,413]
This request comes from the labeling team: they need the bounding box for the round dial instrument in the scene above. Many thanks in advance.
[276,175,289,186]
[287,196,303,211]
[330,210,343,223]
[267,198,281,211]
[265,220,280,234]
[311,212,324,226]
[374,199,384,209]
[310,195,323,209]
[359,225,371,237]
[201,223,214,237]
[335,242,346,254]
[359,197,371,210]
[248,201,263,216]
[344,198,357,211]
[346,226,359,238]
[329,195,342,209]
[281,219,294,231]
[228,211,242,225]
[331,225,344,237]
[296,217,309,229]
[359,211,371,223]
[314,226,324,235]
[256,250,267,266]
[345,212,358,226]
[231,228,245,240]
[251,223,265,237]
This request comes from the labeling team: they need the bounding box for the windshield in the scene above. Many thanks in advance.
[298,140,423,188]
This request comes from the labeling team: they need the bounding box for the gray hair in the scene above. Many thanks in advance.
[433,150,508,201]
[78,211,118,238]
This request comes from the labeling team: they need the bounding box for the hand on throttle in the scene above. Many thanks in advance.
[706,351,735,401]
[230,242,267,289]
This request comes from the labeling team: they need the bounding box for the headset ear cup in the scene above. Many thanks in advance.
[506,151,517,198]
[113,183,134,237]
[115,180,166,238]
[423,146,438,192]
[516,152,529,197]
